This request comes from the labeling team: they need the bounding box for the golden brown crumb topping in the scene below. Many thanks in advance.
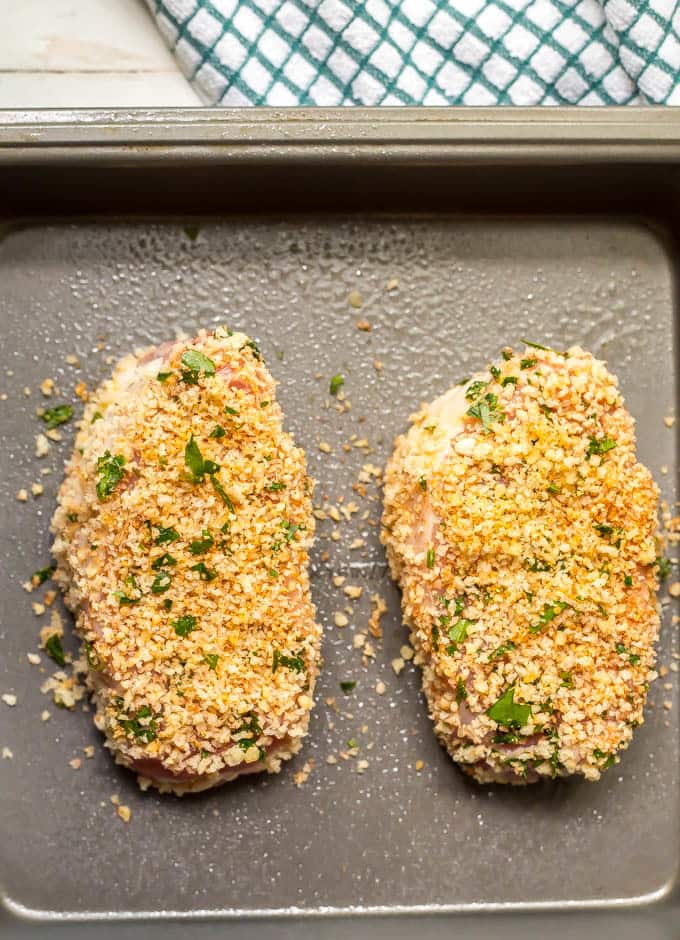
[52,328,320,786]
[382,344,660,783]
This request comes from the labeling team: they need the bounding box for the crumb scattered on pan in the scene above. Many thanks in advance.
[293,759,315,787]
[2,747,13,759]
[2,694,17,707]
[348,289,362,309]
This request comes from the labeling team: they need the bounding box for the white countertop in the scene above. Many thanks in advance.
[0,0,201,108]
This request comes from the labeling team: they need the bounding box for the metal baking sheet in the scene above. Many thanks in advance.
[0,110,678,939]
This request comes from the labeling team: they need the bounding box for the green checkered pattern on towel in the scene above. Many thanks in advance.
[147,0,680,106]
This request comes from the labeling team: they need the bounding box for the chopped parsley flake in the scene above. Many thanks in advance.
[151,570,172,594]
[426,547,435,569]
[31,564,55,586]
[520,358,537,369]
[586,435,617,459]
[329,374,344,396]
[593,748,615,769]
[189,530,214,554]
[466,392,505,433]
[234,711,263,757]
[266,481,286,492]
[224,405,239,416]
[203,652,219,671]
[91,411,103,423]
[243,339,262,361]
[529,601,569,634]
[281,520,305,543]
[118,705,158,743]
[455,677,467,702]
[546,483,561,495]
[501,376,518,387]
[210,474,235,511]
[272,649,305,674]
[615,643,640,665]
[151,552,176,570]
[559,670,574,688]
[445,618,472,654]
[488,639,516,661]
[418,475,427,491]
[624,574,633,587]
[521,339,567,356]
[465,380,488,401]
[191,562,217,581]
[173,614,197,637]
[340,680,356,694]
[41,404,73,429]
[209,425,226,439]
[486,686,531,729]
[656,556,671,580]
[45,634,66,667]
[490,365,501,380]
[154,525,179,545]
[180,349,215,384]
[502,350,513,361]
[95,451,126,500]
[156,371,173,383]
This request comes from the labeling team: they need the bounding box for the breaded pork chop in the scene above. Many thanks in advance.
[52,327,320,794]
[381,344,660,784]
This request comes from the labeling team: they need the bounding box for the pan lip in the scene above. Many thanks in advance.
[2,875,675,923]
[1,106,680,163]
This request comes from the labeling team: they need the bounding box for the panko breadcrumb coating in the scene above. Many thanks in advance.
[52,327,320,795]
[381,344,660,784]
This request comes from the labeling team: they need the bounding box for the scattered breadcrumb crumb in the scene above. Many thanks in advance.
[16,489,28,502]
[356,319,371,332]
[69,758,82,770]
[373,360,382,371]
[332,575,345,588]
[41,710,51,721]
[391,658,405,676]
[344,585,362,599]
[368,594,387,638]
[386,278,399,291]
[2,694,17,707]
[415,760,425,772]
[40,378,55,397]
[2,747,13,759]
[65,354,80,367]
[293,759,315,787]
[35,434,49,457]
[117,805,132,823]
[348,290,363,309]
[27,652,41,665]
[356,759,369,773]
[400,644,414,661]
[74,381,88,402]
[375,680,386,695]
[334,612,349,628]
[664,416,675,428]
[318,441,332,454]
[83,746,95,758]
[668,581,680,598]
[353,634,366,649]
[32,602,45,616]
[31,483,44,497]
[326,754,338,765]
[663,700,673,710]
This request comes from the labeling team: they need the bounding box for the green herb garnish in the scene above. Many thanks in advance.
[281,520,305,543]
[455,677,467,702]
[656,556,671,580]
[490,365,501,380]
[615,642,640,665]
[266,481,286,492]
[151,570,172,594]
[488,640,516,661]
[272,649,305,674]
[31,564,55,586]
[189,530,214,555]
[41,404,73,429]
[520,358,537,370]
[486,686,531,729]
[173,614,197,637]
[521,339,566,356]
[118,704,158,743]
[445,618,472,654]
[180,349,216,384]
[95,451,126,500]
[466,392,505,433]
[501,376,518,387]
[559,670,574,688]
[329,374,344,396]
[203,652,219,671]
[243,339,262,361]
[418,476,427,491]
[191,562,217,581]
[45,634,65,667]
[209,425,226,439]
[546,483,561,495]
[154,525,179,545]
[426,547,435,569]
[586,436,617,459]
[151,552,176,570]
[211,473,235,511]
[234,711,263,757]
[91,411,103,423]
[593,748,615,769]
[156,371,173,383]
[465,380,488,401]
[529,601,568,634]
[624,574,633,587]
[340,680,356,694]
[224,405,239,416]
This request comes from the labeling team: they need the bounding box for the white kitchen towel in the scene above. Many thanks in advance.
[146,0,680,106]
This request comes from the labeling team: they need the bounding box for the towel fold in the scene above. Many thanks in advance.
[146,0,680,105]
